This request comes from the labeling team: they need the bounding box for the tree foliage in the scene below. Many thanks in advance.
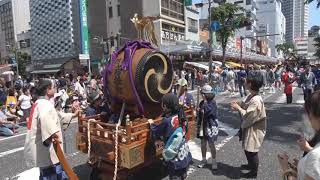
[314,37,320,58]
[16,52,30,77]
[211,3,247,63]
[275,43,297,61]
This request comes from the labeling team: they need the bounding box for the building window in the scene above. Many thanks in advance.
[246,0,251,5]
[109,7,113,18]
[161,0,184,21]
[117,4,120,16]
[188,18,198,33]
[234,0,243,4]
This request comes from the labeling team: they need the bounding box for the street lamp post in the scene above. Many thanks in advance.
[240,33,280,66]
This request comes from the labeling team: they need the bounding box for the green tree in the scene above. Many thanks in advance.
[314,37,320,58]
[306,0,320,8]
[211,3,247,64]
[275,43,297,61]
[16,52,30,77]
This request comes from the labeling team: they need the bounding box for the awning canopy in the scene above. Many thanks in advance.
[31,69,60,74]
[225,61,242,68]
[161,40,205,54]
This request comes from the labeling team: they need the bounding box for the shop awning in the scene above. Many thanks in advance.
[225,61,242,68]
[31,69,60,74]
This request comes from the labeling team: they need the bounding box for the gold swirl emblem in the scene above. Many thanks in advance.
[144,53,173,103]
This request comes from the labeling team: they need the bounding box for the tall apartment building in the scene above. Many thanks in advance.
[30,0,107,73]
[0,0,30,63]
[115,0,199,50]
[256,0,286,58]
[106,0,121,50]
[227,0,258,52]
[282,0,308,43]
[293,0,308,39]
[282,0,294,43]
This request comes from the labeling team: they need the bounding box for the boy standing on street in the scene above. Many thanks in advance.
[24,79,79,180]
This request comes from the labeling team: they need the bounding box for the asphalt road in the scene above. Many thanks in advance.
[0,87,307,180]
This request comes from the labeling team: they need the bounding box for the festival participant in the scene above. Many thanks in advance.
[0,103,19,136]
[231,72,267,178]
[176,78,194,107]
[17,87,32,122]
[282,67,295,104]
[226,68,236,95]
[196,84,219,170]
[5,88,17,115]
[237,67,247,97]
[85,91,109,117]
[278,91,320,180]
[148,93,192,180]
[301,65,316,101]
[24,79,80,180]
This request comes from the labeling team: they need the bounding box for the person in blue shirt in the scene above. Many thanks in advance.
[312,65,320,85]
[0,103,20,136]
[85,91,109,117]
[237,67,247,97]
[148,93,192,180]
[196,84,219,170]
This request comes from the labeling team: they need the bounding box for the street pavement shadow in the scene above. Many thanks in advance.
[264,102,304,145]
[212,162,241,179]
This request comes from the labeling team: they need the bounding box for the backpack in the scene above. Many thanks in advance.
[162,127,192,170]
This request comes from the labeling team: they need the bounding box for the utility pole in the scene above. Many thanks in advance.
[208,0,213,81]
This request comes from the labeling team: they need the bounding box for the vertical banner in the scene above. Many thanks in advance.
[79,0,89,55]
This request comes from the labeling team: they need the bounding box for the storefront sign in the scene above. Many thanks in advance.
[161,30,185,41]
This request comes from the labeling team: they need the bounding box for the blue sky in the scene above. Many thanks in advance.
[192,0,320,28]
[309,1,320,28]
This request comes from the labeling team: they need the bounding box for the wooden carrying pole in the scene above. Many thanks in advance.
[53,141,79,180]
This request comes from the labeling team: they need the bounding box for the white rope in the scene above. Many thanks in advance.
[87,119,96,163]
[113,120,121,180]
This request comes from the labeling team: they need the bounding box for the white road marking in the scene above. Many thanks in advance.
[0,133,27,142]
[9,151,81,179]
[0,120,78,143]
[296,100,304,104]
[0,147,24,158]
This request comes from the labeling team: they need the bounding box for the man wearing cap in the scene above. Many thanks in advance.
[176,78,194,107]
[85,91,109,117]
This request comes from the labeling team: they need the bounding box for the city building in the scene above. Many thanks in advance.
[16,30,31,55]
[117,0,200,65]
[227,0,258,52]
[307,27,320,65]
[185,7,200,42]
[256,0,286,58]
[308,25,320,37]
[30,0,107,74]
[106,0,121,50]
[282,0,308,43]
[294,37,308,57]
[0,0,30,63]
